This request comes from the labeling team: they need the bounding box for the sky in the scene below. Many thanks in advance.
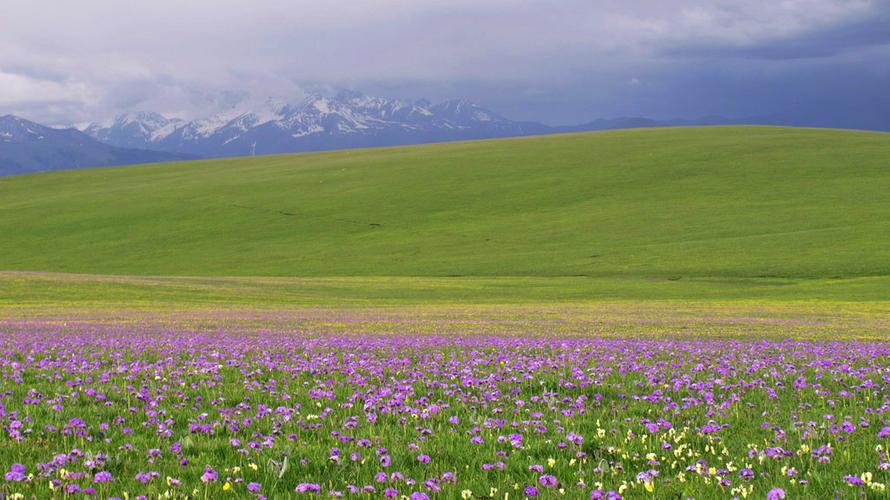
[1,0,888,128]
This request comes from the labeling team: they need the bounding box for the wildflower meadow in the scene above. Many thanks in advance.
[0,313,887,499]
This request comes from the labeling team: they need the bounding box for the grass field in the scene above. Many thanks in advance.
[1,126,889,285]
[1,127,888,498]
[2,272,890,310]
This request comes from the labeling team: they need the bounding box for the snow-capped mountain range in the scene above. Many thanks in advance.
[5,88,816,176]
[0,114,191,176]
[83,91,550,157]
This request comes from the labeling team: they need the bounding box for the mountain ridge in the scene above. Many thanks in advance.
[5,89,888,176]
[82,91,552,157]
[0,115,194,176]
[86,90,878,160]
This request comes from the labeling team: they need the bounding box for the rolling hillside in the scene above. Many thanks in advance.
[1,126,888,285]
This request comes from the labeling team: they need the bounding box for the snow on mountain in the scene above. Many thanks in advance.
[84,91,548,157]
[0,115,193,176]
[0,114,51,142]
[84,111,185,150]
[180,96,289,141]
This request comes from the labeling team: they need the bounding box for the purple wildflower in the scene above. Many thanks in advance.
[539,474,557,487]
[93,471,112,483]
[295,483,321,493]
[766,487,785,500]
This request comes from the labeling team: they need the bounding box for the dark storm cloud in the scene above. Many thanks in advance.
[664,5,890,60]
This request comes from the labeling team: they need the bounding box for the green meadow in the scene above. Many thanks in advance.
[1,126,889,308]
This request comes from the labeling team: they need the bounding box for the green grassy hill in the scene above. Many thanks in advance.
[1,127,889,292]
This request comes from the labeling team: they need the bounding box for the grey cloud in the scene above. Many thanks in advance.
[663,4,890,60]
[0,0,887,128]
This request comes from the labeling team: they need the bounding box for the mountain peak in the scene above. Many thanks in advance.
[1,114,193,175]
[0,114,33,126]
[113,111,169,125]
[0,115,55,143]
[83,90,545,157]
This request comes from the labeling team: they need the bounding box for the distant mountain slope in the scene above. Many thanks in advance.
[1,126,888,280]
[84,91,551,157]
[0,115,193,175]
[83,111,186,150]
[9,89,889,176]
